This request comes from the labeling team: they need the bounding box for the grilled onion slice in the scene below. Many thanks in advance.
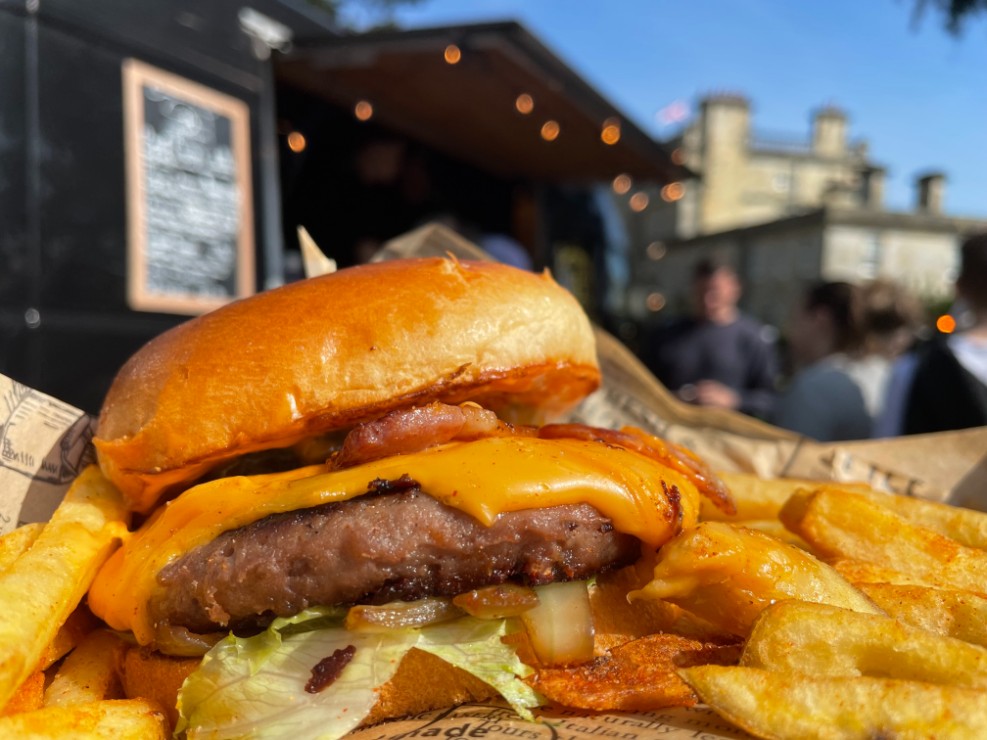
[345,598,464,632]
[452,584,540,619]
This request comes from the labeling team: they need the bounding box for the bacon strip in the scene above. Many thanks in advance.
[305,645,356,694]
[330,402,528,470]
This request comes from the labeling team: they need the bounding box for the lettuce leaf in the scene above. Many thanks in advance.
[415,618,542,721]
[176,610,543,739]
[177,608,416,740]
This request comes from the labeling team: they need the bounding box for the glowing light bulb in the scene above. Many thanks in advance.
[646,292,666,312]
[661,182,685,202]
[515,93,534,114]
[937,314,957,334]
[629,192,650,212]
[612,174,632,195]
[540,120,560,141]
[354,100,373,121]
[601,118,621,145]
[287,131,306,153]
[444,44,462,64]
[646,241,666,260]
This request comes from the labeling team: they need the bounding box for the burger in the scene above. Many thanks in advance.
[87,257,731,737]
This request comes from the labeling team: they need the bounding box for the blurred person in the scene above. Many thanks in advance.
[849,278,927,424]
[645,257,778,419]
[875,232,987,436]
[862,278,926,360]
[773,281,873,441]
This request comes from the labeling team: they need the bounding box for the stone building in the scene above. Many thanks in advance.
[619,94,987,333]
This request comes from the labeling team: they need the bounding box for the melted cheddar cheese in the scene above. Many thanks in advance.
[89,436,699,645]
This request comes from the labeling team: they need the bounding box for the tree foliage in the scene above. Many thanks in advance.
[304,0,425,31]
[911,0,987,34]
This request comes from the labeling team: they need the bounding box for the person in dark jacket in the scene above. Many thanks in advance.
[644,257,778,420]
[876,232,987,436]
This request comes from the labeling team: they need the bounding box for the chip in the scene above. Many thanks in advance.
[743,600,987,690]
[0,466,129,710]
[780,487,987,595]
[0,698,168,739]
[700,473,872,522]
[630,521,882,636]
[531,633,741,711]
[857,583,987,649]
[0,524,44,573]
[679,665,987,738]
[45,630,126,707]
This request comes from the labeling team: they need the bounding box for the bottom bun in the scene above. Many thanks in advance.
[119,649,200,731]
[120,645,498,732]
[365,647,499,725]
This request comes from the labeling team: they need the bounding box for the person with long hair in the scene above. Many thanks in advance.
[773,281,874,440]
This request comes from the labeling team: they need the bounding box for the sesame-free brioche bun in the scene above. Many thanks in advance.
[95,258,600,513]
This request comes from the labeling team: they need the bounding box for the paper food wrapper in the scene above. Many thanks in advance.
[0,377,95,530]
[377,224,987,509]
[346,702,753,740]
[2,222,985,739]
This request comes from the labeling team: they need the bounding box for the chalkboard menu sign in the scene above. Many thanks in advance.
[122,59,255,314]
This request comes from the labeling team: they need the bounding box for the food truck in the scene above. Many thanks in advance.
[0,0,686,413]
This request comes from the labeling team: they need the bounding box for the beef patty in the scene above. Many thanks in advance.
[151,478,641,635]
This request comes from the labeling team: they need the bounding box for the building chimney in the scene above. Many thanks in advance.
[812,105,846,158]
[916,172,945,215]
[860,166,885,209]
[696,93,751,233]
[699,93,751,147]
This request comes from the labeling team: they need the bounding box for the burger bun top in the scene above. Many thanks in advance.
[95,258,600,513]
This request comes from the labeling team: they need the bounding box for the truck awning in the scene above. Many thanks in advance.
[277,21,689,184]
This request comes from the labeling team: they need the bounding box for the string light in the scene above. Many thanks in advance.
[660,182,685,202]
[540,120,560,141]
[444,44,462,64]
[600,117,621,145]
[671,148,686,165]
[354,100,373,121]
[646,241,666,260]
[646,292,666,312]
[612,174,632,194]
[286,131,306,153]
[515,93,534,114]
[629,192,650,212]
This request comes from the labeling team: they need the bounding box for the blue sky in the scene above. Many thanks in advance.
[362,0,987,217]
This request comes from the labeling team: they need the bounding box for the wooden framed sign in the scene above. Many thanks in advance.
[122,59,255,314]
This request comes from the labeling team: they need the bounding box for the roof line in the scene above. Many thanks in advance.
[288,19,692,182]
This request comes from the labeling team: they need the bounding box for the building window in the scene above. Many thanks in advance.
[860,233,881,279]
[772,172,791,193]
